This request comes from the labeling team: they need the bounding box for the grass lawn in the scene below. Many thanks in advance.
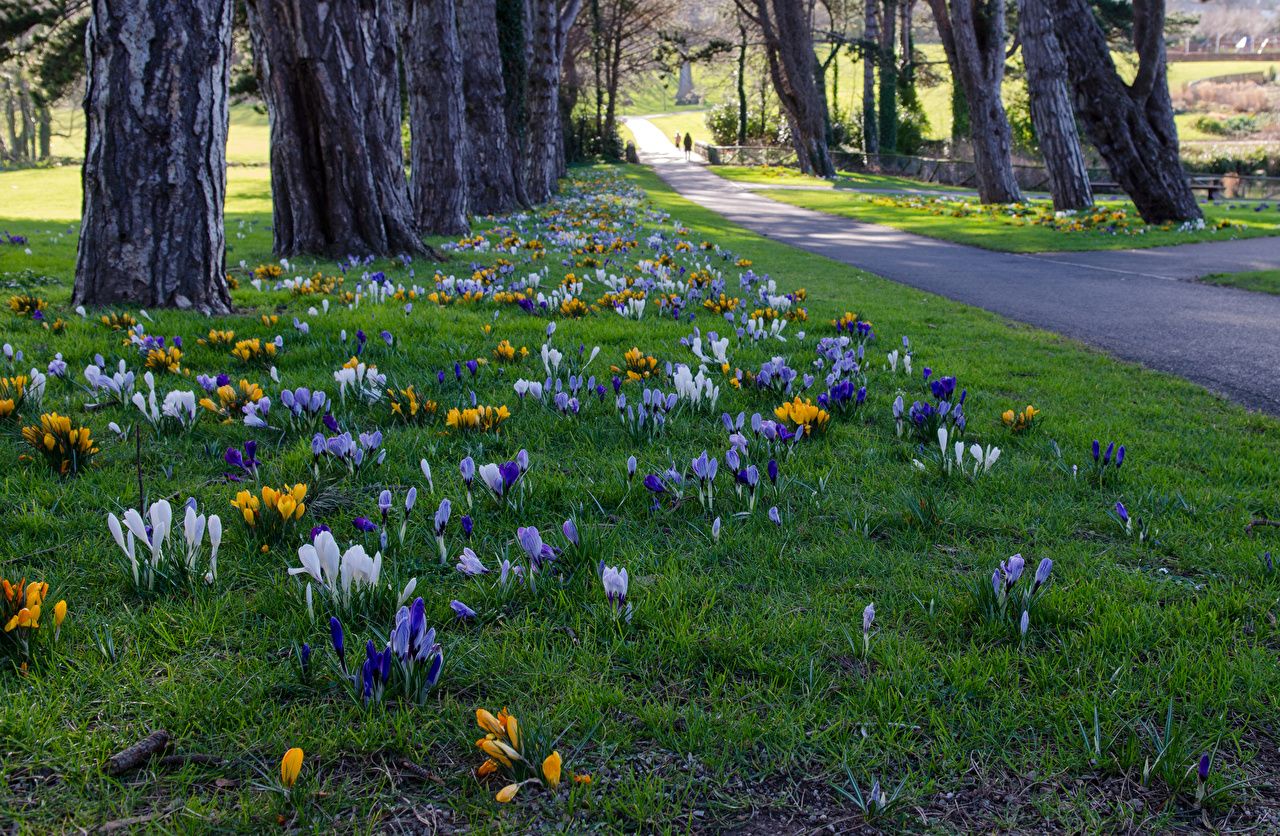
[645,111,713,147]
[709,167,1280,253]
[0,163,1278,831]
[712,164,939,192]
[1201,269,1280,295]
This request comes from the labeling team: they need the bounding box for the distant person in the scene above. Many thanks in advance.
[683,132,693,160]
[673,132,682,150]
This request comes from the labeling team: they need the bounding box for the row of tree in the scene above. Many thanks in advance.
[57,0,582,313]
[742,0,1201,224]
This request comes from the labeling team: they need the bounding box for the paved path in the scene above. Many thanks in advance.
[625,116,1280,414]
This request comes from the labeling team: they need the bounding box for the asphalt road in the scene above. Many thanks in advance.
[626,117,1280,414]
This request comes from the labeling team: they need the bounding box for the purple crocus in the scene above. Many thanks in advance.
[434,499,451,536]
[767,459,778,486]
[451,600,477,620]
[643,474,666,494]
[768,506,781,526]
[563,518,580,548]
[354,516,377,533]
[461,514,473,539]
[330,616,346,671]
[1033,557,1053,589]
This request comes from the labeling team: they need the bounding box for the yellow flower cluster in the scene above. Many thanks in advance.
[0,375,30,419]
[8,294,46,317]
[43,317,66,333]
[703,294,740,315]
[199,379,264,421]
[1002,405,1040,432]
[774,397,830,436]
[100,312,137,331]
[492,340,529,363]
[231,483,308,528]
[833,312,859,330]
[387,386,437,423]
[494,288,534,306]
[596,288,646,309]
[474,708,589,804]
[21,413,98,475]
[686,268,715,287]
[446,404,510,433]
[145,346,183,373]
[2,577,67,669]
[291,272,342,296]
[230,338,277,365]
[254,263,283,280]
[736,258,753,268]
[612,347,659,382]
[198,329,236,348]
[559,297,590,318]
[751,307,780,322]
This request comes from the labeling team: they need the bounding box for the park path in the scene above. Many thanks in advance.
[625,116,1280,415]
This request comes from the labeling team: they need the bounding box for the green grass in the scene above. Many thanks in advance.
[712,164,937,192]
[709,167,1280,252]
[644,111,713,147]
[0,164,1278,831]
[41,103,272,165]
[1200,268,1280,295]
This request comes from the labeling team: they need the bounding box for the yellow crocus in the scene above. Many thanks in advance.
[281,747,303,788]
[495,783,519,803]
[542,751,562,788]
[477,708,504,736]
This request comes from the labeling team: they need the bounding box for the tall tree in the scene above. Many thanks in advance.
[245,0,422,257]
[736,0,835,177]
[460,0,519,214]
[75,0,233,313]
[1050,0,1200,223]
[403,0,468,235]
[1018,0,1092,211]
[526,0,583,197]
[926,0,1022,203]
[496,0,531,206]
[878,0,897,153]
[862,0,878,154]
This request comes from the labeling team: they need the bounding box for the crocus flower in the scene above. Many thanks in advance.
[711,516,721,541]
[461,514,473,539]
[378,489,392,523]
[768,506,781,526]
[330,616,346,670]
[451,600,477,620]
[354,516,377,533]
[1115,501,1129,523]
[434,498,451,564]
[601,564,628,613]
[281,747,304,788]
[1020,610,1030,637]
[1197,753,1210,782]
[563,518,579,548]
[627,455,637,481]
[767,459,778,486]
[456,548,488,575]
[1033,557,1053,589]
[643,474,665,494]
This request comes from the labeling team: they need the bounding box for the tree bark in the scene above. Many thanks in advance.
[1018,0,1092,211]
[74,0,233,314]
[737,23,749,145]
[878,0,898,153]
[926,0,1022,203]
[862,0,879,154]
[404,0,468,235]
[245,0,423,257]
[460,0,519,215]
[739,0,835,177]
[526,0,560,202]
[497,0,531,206]
[1050,0,1201,223]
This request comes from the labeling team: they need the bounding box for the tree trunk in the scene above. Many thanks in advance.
[862,0,879,154]
[1050,0,1201,223]
[37,103,51,159]
[460,0,519,215]
[741,0,834,177]
[404,0,468,235]
[74,0,233,314]
[497,0,531,206]
[927,0,1022,203]
[1018,0,1092,211]
[245,0,422,257]
[737,25,749,145]
[525,0,560,201]
[879,0,898,153]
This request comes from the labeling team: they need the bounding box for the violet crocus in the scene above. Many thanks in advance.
[517,526,549,569]
[378,489,392,524]
[862,603,875,657]
[461,514,473,539]
[434,499,451,565]
[563,518,580,548]
[450,600,477,621]
[643,474,666,494]
[767,459,778,486]
[460,456,476,506]
[768,506,781,526]
[601,564,628,616]
[712,516,721,542]
[455,548,488,576]
[330,616,346,672]
[353,516,377,533]
[627,455,637,482]
[1033,557,1053,589]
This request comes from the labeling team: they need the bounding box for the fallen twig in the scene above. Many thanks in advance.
[106,730,170,776]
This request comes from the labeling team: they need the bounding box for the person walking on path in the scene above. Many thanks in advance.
[683,132,693,160]
[673,132,681,151]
